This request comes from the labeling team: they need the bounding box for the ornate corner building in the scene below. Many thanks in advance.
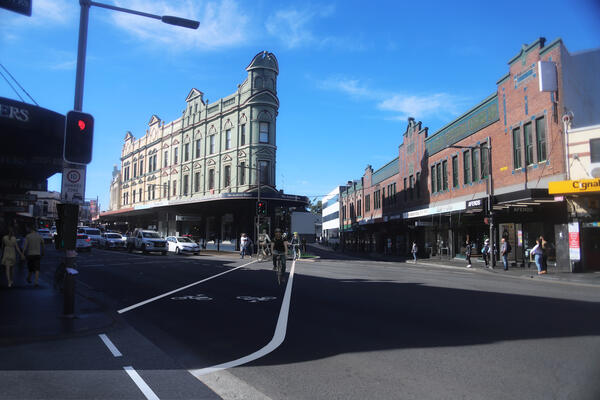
[101,51,308,240]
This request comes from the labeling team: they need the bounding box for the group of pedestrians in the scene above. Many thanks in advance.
[239,230,303,260]
[1,226,45,288]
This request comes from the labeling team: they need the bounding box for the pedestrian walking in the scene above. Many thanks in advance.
[482,238,491,268]
[531,238,545,275]
[500,237,511,271]
[465,236,472,268]
[540,236,549,273]
[411,241,418,263]
[23,226,45,287]
[2,227,25,288]
[240,233,250,258]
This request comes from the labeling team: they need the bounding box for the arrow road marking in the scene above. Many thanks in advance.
[189,259,297,377]
[117,260,256,314]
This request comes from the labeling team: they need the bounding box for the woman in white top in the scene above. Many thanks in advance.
[531,239,545,275]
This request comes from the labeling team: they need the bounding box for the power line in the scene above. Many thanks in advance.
[0,69,25,103]
[0,63,38,105]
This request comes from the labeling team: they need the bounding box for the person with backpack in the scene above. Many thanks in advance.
[500,237,511,271]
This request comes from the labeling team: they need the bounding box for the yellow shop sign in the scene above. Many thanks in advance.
[548,178,600,194]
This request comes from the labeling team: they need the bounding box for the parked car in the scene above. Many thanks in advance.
[38,228,53,243]
[76,234,92,252]
[126,229,167,255]
[166,236,200,255]
[81,227,102,246]
[98,232,127,250]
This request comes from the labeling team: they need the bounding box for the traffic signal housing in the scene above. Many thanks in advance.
[257,201,266,215]
[64,110,94,164]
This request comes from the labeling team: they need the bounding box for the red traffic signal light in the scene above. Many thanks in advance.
[64,110,94,164]
[257,201,266,215]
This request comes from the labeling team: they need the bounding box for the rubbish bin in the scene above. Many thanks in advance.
[63,268,78,317]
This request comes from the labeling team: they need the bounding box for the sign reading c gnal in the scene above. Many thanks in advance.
[549,179,600,194]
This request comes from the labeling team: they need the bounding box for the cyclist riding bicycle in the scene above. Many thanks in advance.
[271,228,288,272]
[258,229,271,257]
[290,232,301,260]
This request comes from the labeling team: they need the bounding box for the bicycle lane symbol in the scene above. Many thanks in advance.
[171,294,212,301]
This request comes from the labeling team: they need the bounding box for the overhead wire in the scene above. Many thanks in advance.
[0,62,38,105]
[0,68,25,103]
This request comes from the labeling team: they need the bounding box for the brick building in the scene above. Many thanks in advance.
[340,38,600,271]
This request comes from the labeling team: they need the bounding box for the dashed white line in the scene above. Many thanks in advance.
[123,366,160,400]
[117,260,256,314]
[98,333,122,357]
[189,260,297,376]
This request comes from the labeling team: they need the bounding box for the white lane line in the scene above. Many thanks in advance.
[123,366,160,400]
[117,260,256,314]
[189,260,297,377]
[98,333,122,357]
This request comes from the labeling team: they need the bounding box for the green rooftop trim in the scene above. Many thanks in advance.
[496,72,511,85]
[539,38,563,56]
[425,93,499,156]
[508,37,546,66]
[372,157,399,185]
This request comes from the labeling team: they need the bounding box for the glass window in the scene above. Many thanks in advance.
[195,139,201,158]
[183,175,189,196]
[172,180,177,196]
[173,147,178,164]
[403,177,407,200]
[224,165,231,187]
[357,199,361,216]
[132,189,136,203]
[431,166,436,193]
[513,127,522,169]
[591,138,600,163]
[481,144,489,179]
[225,129,231,150]
[163,184,168,198]
[463,150,471,184]
[436,163,441,192]
[209,135,215,154]
[138,188,142,202]
[164,151,168,167]
[139,160,143,175]
[536,117,547,162]
[194,172,200,192]
[415,174,420,199]
[524,123,534,165]
[259,122,269,143]
[208,169,215,190]
[409,175,414,200]
[452,155,459,188]
[442,160,448,191]
[259,160,269,185]
[241,124,246,146]
[365,194,370,212]
[184,143,189,162]
[472,148,479,182]
[239,162,246,185]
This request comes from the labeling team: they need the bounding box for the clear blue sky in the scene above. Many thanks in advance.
[1,0,599,210]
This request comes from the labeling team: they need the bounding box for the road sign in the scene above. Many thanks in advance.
[61,166,86,204]
[0,0,32,16]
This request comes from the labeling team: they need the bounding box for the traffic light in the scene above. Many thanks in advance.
[64,110,94,164]
[256,201,266,215]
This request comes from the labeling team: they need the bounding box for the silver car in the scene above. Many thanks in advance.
[99,232,127,250]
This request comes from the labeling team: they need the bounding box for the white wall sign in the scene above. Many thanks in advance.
[61,166,86,204]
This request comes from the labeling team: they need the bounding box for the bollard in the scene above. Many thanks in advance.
[63,268,79,318]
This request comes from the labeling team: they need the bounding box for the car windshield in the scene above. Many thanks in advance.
[177,237,193,243]
[85,229,101,235]
[142,232,161,238]
[106,234,122,239]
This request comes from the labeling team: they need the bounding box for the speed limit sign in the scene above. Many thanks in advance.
[61,166,86,204]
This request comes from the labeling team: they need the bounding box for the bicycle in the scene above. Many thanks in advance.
[292,244,301,260]
[257,243,271,262]
[272,250,287,284]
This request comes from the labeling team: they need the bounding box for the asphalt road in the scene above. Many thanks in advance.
[2,246,600,399]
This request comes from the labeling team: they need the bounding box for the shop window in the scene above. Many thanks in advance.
[536,117,547,162]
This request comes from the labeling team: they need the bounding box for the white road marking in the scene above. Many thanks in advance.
[171,294,213,301]
[98,333,122,357]
[117,260,256,314]
[189,260,297,377]
[123,366,160,400]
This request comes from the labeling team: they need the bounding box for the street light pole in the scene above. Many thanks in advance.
[238,163,262,244]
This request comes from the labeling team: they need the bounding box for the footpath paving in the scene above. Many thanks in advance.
[309,243,600,287]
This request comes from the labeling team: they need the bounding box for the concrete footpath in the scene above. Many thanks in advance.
[309,243,600,287]
[0,257,114,346]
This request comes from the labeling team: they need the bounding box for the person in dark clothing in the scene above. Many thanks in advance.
[465,235,472,268]
[271,228,289,272]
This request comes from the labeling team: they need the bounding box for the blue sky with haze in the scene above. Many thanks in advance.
[1,0,599,210]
